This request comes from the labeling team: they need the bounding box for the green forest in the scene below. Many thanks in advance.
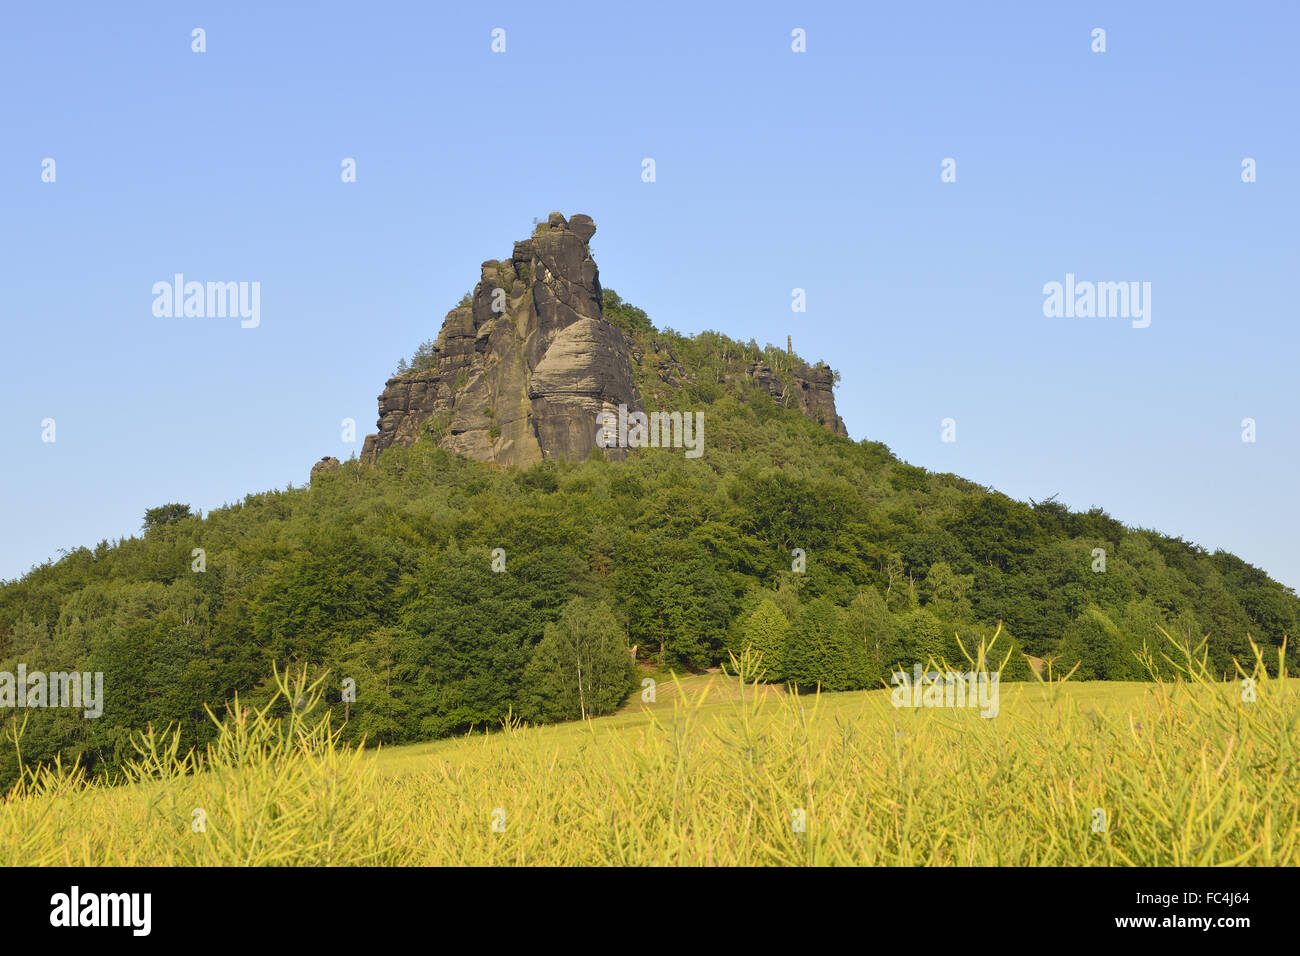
[1,290,1296,789]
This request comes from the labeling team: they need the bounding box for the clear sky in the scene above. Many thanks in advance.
[2,1,1296,591]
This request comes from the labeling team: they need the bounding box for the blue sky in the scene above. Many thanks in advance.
[2,0,1297,592]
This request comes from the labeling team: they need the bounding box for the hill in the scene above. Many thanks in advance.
[0,213,1296,788]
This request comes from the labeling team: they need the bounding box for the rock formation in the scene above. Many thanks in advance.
[361,213,644,469]
[358,212,848,468]
[310,456,341,482]
[747,360,847,437]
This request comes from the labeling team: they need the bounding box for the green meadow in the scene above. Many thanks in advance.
[2,636,1295,867]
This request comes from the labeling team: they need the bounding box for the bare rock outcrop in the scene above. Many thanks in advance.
[360,213,644,468]
[747,360,847,436]
[310,456,341,482]
[358,212,849,468]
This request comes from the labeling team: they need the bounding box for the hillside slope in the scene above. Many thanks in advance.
[1,215,1296,788]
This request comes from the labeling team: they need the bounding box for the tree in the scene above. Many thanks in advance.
[924,560,974,621]
[400,548,572,738]
[742,599,790,681]
[1119,599,1176,678]
[841,587,897,688]
[783,598,866,692]
[1057,606,1144,681]
[142,503,192,532]
[409,338,438,372]
[883,552,909,613]
[620,534,732,669]
[333,626,409,745]
[602,288,654,335]
[521,599,634,721]
[896,608,945,669]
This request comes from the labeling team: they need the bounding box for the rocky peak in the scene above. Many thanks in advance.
[360,213,643,468]
[358,213,848,469]
[747,359,847,436]
[310,456,341,482]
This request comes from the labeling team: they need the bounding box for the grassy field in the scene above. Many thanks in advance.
[2,638,1297,866]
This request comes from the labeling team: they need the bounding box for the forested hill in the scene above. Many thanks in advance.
[2,293,1297,789]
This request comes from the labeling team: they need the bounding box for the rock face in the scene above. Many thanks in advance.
[797,363,848,436]
[747,360,847,437]
[359,212,848,468]
[361,213,644,468]
[310,456,341,482]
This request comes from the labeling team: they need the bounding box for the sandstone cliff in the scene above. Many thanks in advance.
[747,359,847,437]
[361,213,644,468]
[358,213,847,469]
